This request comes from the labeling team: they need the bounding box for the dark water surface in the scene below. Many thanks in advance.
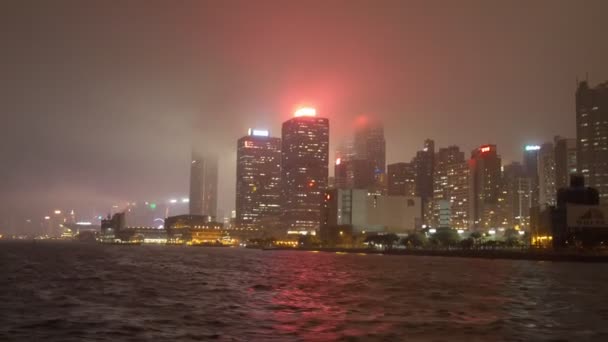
[2,242,608,341]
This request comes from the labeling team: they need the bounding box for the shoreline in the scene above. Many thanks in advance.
[262,247,608,263]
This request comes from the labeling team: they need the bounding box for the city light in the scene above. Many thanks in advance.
[525,145,541,151]
[182,198,189,203]
[429,228,437,234]
[294,107,316,117]
[248,128,269,137]
[54,210,62,215]
[76,222,92,226]
[480,146,491,153]
[44,216,50,220]
[169,199,178,203]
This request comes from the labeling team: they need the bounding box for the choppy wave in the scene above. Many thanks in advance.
[1,241,608,341]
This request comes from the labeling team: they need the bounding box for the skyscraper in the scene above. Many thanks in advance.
[523,145,541,206]
[413,139,435,200]
[413,139,435,223]
[387,162,416,196]
[554,136,577,190]
[353,119,386,175]
[576,80,608,203]
[502,162,532,230]
[281,107,330,232]
[235,129,282,231]
[189,151,218,218]
[470,144,502,230]
[538,142,556,207]
[432,146,469,229]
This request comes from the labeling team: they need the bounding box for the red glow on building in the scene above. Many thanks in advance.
[294,107,317,117]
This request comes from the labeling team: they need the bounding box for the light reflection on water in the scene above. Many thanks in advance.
[1,242,608,341]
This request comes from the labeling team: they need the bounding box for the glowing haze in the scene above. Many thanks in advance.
[1,0,608,231]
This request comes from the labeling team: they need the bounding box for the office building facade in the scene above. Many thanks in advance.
[576,80,608,204]
[235,129,282,231]
[281,108,330,232]
[189,151,218,218]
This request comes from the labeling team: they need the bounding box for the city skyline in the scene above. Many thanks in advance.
[2,0,608,230]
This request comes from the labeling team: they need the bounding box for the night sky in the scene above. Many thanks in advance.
[2,0,608,226]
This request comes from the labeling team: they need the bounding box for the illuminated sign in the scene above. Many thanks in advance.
[335,158,341,165]
[248,128,269,137]
[76,222,92,226]
[244,141,253,148]
[525,145,541,151]
[294,107,316,117]
[480,146,491,153]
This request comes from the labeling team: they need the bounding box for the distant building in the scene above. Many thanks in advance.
[413,139,435,224]
[344,159,376,190]
[164,214,225,244]
[554,136,577,190]
[538,142,557,207]
[502,162,533,231]
[100,212,167,244]
[321,189,421,240]
[235,129,282,231]
[413,139,435,200]
[387,162,416,196]
[335,140,355,162]
[334,157,348,189]
[353,119,386,175]
[470,144,502,230]
[523,145,541,207]
[189,151,218,218]
[531,175,608,248]
[576,80,608,204]
[281,108,329,233]
[432,146,469,229]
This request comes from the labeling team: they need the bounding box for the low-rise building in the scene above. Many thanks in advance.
[531,175,608,249]
[321,189,422,243]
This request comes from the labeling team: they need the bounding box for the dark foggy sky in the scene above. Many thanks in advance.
[1,0,607,222]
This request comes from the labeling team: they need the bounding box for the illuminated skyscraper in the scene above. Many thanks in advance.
[523,145,541,206]
[387,162,416,196]
[235,129,282,231]
[470,144,502,230]
[189,151,218,218]
[576,80,608,203]
[538,142,556,207]
[281,108,330,232]
[432,146,469,229]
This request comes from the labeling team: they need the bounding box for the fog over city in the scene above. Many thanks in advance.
[2,0,607,223]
